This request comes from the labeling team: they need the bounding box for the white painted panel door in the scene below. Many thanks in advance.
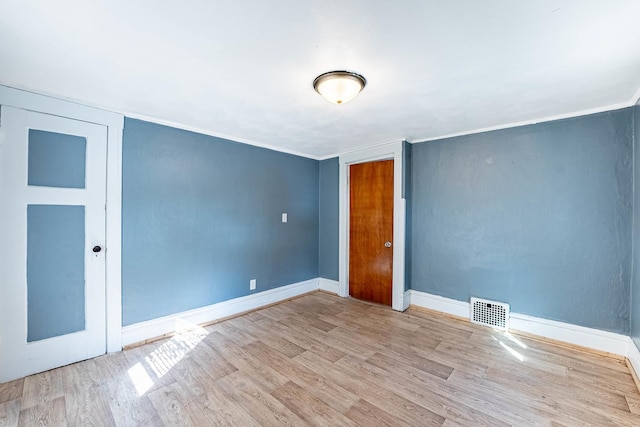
[0,106,107,383]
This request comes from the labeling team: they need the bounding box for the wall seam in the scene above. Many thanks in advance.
[631,107,636,343]
[318,162,323,277]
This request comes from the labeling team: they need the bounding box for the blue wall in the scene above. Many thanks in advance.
[120,106,640,337]
[122,119,319,325]
[403,141,412,291]
[410,109,633,334]
[318,158,339,280]
[632,105,640,347]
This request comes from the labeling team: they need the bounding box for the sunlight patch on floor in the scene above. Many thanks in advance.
[499,340,525,362]
[144,319,209,379]
[492,332,526,362]
[504,332,527,349]
[127,362,155,396]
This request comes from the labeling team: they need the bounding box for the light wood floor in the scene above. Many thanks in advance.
[1,292,640,426]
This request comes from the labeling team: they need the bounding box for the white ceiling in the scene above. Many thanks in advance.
[1,1,640,159]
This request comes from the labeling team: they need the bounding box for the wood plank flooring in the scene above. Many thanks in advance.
[1,291,639,426]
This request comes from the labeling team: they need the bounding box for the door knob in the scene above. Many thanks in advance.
[92,245,102,253]
[384,241,392,248]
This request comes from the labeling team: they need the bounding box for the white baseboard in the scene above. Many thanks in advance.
[407,290,469,319]
[318,278,340,295]
[122,278,320,347]
[509,312,629,356]
[629,338,640,382]
[407,290,630,358]
[402,290,411,311]
[121,283,639,369]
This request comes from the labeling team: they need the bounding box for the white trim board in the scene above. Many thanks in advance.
[509,312,629,357]
[0,85,122,128]
[319,278,340,295]
[628,338,640,387]
[408,290,469,319]
[120,281,640,387]
[408,102,633,145]
[407,290,630,358]
[124,110,321,161]
[0,83,321,160]
[122,278,322,347]
[631,83,640,107]
[402,290,411,311]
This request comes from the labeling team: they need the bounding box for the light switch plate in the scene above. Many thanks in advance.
[282,213,287,223]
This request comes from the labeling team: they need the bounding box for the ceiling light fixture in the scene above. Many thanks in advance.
[313,70,366,105]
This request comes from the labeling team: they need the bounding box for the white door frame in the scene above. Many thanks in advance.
[0,85,124,353]
[338,141,407,311]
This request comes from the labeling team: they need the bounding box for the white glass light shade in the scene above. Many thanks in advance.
[313,71,366,105]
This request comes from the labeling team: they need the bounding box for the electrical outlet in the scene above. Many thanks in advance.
[282,213,287,223]
[250,279,256,290]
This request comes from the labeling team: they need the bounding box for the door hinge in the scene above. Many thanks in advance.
[0,127,4,146]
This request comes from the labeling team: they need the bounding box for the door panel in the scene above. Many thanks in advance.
[349,159,394,305]
[27,204,86,342]
[28,129,87,188]
[0,106,107,383]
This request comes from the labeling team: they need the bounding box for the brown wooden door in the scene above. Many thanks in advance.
[349,159,394,305]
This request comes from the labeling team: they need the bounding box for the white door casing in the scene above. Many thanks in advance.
[0,106,107,382]
[338,141,407,311]
[0,84,124,363]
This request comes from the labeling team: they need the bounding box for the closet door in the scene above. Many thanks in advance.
[349,159,394,305]
[0,106,107,383]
